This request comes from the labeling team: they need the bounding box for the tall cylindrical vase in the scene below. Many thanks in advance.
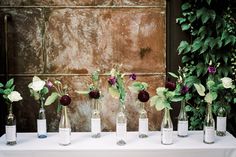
[91,99,101,138]
[37,98,47,138]
[139,102,148,138]
[216,105,227,136]
[5,103,17,145]
[59,106,71,146]
[116,103,127,146]
[177,100,188,137]
[203,103,215,144]
[161,108,173,145]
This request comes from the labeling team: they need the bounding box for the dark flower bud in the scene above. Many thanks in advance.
[129,73,137,81]
[60,95,71,106]
[108,76,116,85]
[181,85,189,95]
[138,90,150,102]
[89,90,100,99]
[165,81,176,91]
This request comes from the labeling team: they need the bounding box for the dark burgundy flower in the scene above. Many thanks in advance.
[181,85,189,95]
[129,73,137,81]
[208,66,216,74]
[46,80,53,88]
[108,76,116,85]
[165,81,176,91]
[89,90,100,99]
[138,90,150,102]
[60,95,71,106]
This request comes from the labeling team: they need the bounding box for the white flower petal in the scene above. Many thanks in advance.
[8,91,23,102]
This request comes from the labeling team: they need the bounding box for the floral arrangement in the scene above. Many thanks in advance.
[0,78,22,104]
[168,66,192,102]
[194,76,234,104]
[43,79,71,111]
[150,76,185,111]
[107,65,136,105]
[75,70,101,99]
[128,82,150,103]
[28,76,54,106]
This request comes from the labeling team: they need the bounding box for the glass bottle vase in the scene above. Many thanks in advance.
[37,98,47,138]
[138,102,148,138]
[91,99,101,138]
[5,103,17,145]
[116,103,127,146]
[203,103,215,144]
[177,100,188,137]
[216,105,227,136]
[59,106,71,146]
[161,108,173,145]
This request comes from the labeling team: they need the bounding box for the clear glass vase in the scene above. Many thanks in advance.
[203,103,215,144]
[37,98,47,138]
[59,106,71,146]
[5,103,17,145]
[138,102,148,138]
[216,105,226,136]
[91,99,101,138]
[161,108,173,145]
[177,100,188,137]
[116,103,127,146]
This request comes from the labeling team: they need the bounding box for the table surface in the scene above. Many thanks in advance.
[0,131,236,157]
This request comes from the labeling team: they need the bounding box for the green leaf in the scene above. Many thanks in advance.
[208,10,216,22]
[178,41,189,54]
[0,83,3,88]
[171,96,184,102]
[182,56,191,63]
[192,39,202,52]
[0,88,4,94]
[181,3,191,11]
[108,87,119,99]
[5,78,14,88]
[181,24,191,31]
[204,93,213,104]
[168,72,178,79]
[211,92,217,100]
[206,80,215,90]
[185,105,192,112]
[176,18,186,24]
[194,83,206,96]
[196,7,206,19]
[201,13,210,24]
[150,96,165,111]
[3,89,12,95]
[206,0,211,5]
[44,92,59,106]
[41,87,49,95]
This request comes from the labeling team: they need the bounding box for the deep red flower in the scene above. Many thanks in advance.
[165,81,176,91]
[138,90,150,102]
[89,90,100,99]
[60,95,71,106]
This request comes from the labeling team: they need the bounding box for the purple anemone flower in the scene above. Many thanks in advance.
[46,80,53,88]
[208,66,216,74]
[181,85,189,95]
[108,76,116,85]
[129,73,137,81]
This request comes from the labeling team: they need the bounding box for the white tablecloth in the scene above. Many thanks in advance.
[0,131,236,157]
